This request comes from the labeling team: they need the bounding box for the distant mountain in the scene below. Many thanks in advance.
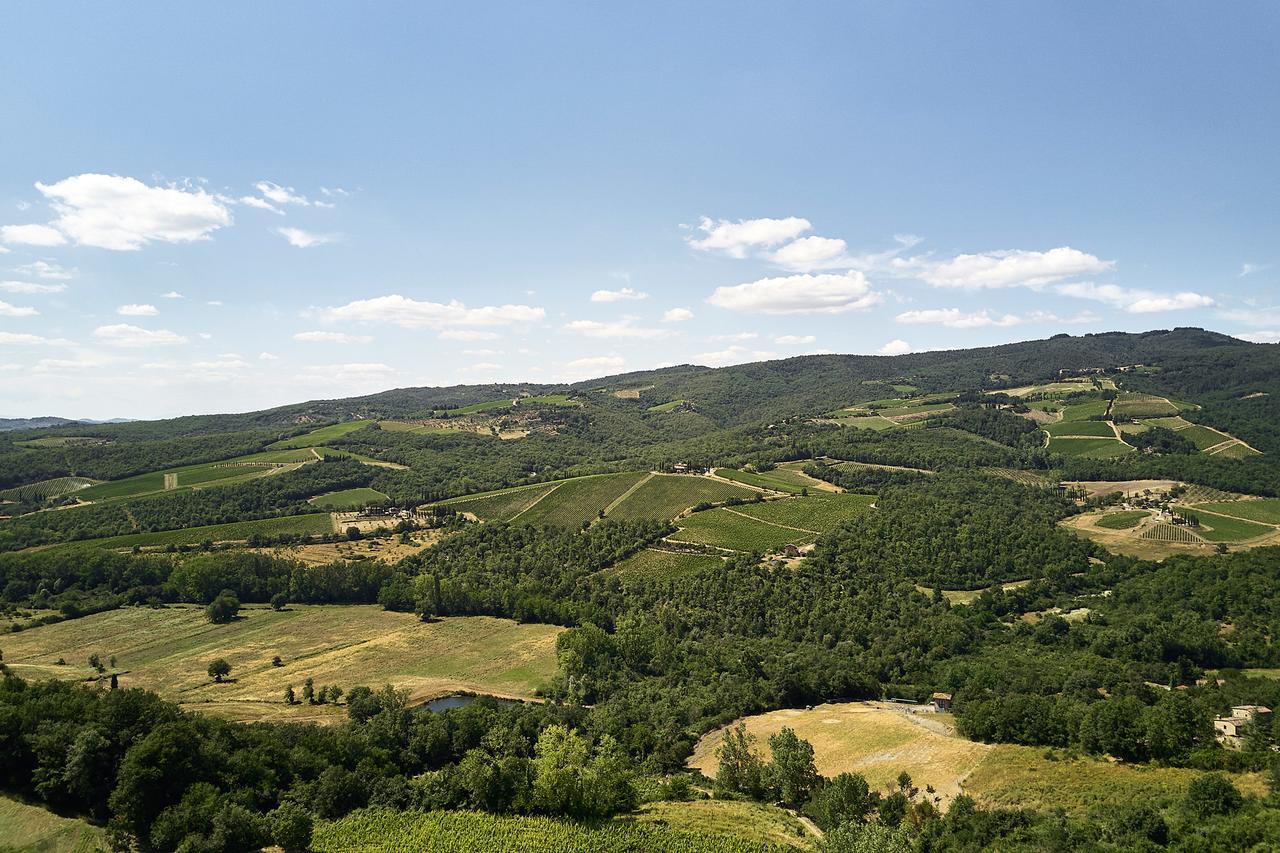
[0,416,134,432]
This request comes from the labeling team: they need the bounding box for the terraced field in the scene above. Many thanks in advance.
[730,493,876,533]
[1043,420,1116,438]
[1111,392,1180,418]
[669,508,816,552]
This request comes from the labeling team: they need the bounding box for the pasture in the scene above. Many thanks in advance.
[268,419,375,449]
[308,486,390,509]
[605,474,757,522]
[1110,392,1180,418]
[647,399,688,413]
[0,795,104,853]
[1059,399,1111,421]
[313,809,782,853]
[625,800,814,850]
[1,606,561,723]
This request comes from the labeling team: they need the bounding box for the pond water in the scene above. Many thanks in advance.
[416,694,523,713]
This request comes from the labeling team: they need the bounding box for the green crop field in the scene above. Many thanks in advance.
[313,809,783,853]
[44,512,333,553]
[1190,499,1280,525]
[0,795,105,852]
[309,487,389,509]
[517,472,649,527]
[606,475,757,522]
[437,482,560,521]
[730,493,876,533]
[1043,420,1116,438]
[268,420,375,449]
[1111,392,1180,418]
[1211,442,1261,459]
[1175,424,1231,450]
[669,507,816,552]
[838,415,898,431]
[1059,399,1111,421]
[77,471,166,500]
[715,467,808,494]
[1140,416,1192,430]
[1178,510,1274,543]
[1094,510,1150,529]
[0,476,96,502]
[1046,437,1134,458]
[2,607,561,723]
[646,399,688,413]
[609,548,725,584]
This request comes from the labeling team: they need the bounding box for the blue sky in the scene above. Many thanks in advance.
[1,2,1276,419]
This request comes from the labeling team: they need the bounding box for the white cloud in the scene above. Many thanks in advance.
[879,339,912,355]
[439,329,501,342]
[767,236,850,271]
[160,291,183,299]
[562,318,672,339]
[919,247,1113,289]
[239,195,281,213]
[1238,330,1280,344]
[0,224,68,246]
[896,308,1022,328]
[591,287,648,302]
[0,280,65,294]
[1056,282,1215,313]
[256,181,310,206]
[662,307,694,323]
[0,300,38,317]
[293,330,373,344]
[1239,263,1268,278]
[35,173,232,250]
[462,348,503,356]
[461,362,503,373]
[117,303,159,317]
[708,271,880,315]
[688,216,812,257]
[15,261,73,280]
[1023,309,1101,325]
[319,295,544,329]
[694,344,777,366]
[711,331,759,342]
[774,334,816,345]
[0,332,70,346]
[565,355,626,371]
[259,352,279,360]
[92,324,187,347]
[206,300,222,307]
[277,227,336,248]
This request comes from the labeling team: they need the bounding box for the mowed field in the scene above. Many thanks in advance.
[1046,436,1134,458]
[715,462,841,495]
[0,795,105,853]
[517,472,650,527]
[1,605,562,723]
[689,702,1266,814]
[308,486,389,509]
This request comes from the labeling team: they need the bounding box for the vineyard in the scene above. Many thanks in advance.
[0,476,96,502]
[436,482,560,521]
[1139,523,1204,544]
[311,808,785,853]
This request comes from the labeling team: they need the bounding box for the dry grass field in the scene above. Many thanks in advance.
[623,800,814,850]
[1,605,562,723]
[0,795,105,853]
[251,530,443,566]
[689,702,1266,815]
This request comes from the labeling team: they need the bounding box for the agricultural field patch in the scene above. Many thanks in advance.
[835,415,898,431]
[1176,509,1275,543]
[308,487,389,509]
[14,436,110,448]
[0,794,105,853]
[0,476,96,502]
[42,512,334,553]
[1210,441,1262,458]
[730,493,875,534]
[669,507,816,552]
[1175,424,1232,451]
[1189,498,1280,525]
[313,809,781,853]
[606,474,758,522]
[606,548,725,585]
[983,468,1055,487]
[268,420,375,449]
[2,606,562,723]
[1043,420,1116,438]
[435,481,561,522]
[1059,399,1111,421]
[1139,522,1206,544]
[1046,436,1134,458]
[647,399,689,413]
[1093,510,1150,529]
[254,530,442,567]
[624,800,814,850]
[1110,392,1180,418]
[517,472,649,527]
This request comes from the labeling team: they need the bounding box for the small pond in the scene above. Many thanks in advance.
[416,694,524,713]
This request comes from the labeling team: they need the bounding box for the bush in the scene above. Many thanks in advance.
[1183,773,1243,818]
[205,590,240,624]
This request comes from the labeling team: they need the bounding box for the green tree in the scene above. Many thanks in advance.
[302,677,315,704]
[270,592,289,611]
[807,772,875,831]
[532,724,589,816]
[1183,773,1242,818]
[715,722,766,799]
[269,802,313,853]
[768,726,819,807]
[205,589,240,624]
[207,659,231,682]
[284,685,296,705]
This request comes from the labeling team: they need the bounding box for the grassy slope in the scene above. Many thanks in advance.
[606,475,757,522]
[308,487,390,509]
[0,795,105,853]
[1191,499,1280,524]
[1094,510,1150,530]
[670,509,816,552]
[1,606,561,722]
[268,420,375,449]
[607,548,725,585]
[729,494,876,533]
